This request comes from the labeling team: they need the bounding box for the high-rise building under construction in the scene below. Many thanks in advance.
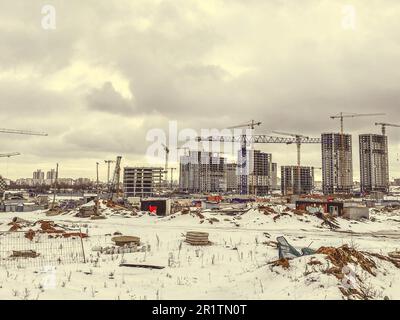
[238,149,273,195]
[281,166,314,195]
[321,133,353,194]
[179,151,226,193]
[359,134,389,193]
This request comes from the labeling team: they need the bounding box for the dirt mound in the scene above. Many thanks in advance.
[268,258,290,269]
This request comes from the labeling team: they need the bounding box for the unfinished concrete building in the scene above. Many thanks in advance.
[179,151,226,193]
[281,166,314,195]
[238,150,273,195]
[123,167,164,198]
[321,133,353,194]
[271,162,278,190]
[359,134,389,193]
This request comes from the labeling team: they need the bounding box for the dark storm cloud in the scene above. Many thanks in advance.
[1,0,400,179]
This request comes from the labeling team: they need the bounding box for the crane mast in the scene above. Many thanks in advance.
[226,120,261,195]
[330,112,385,193]
[109,156,122,201]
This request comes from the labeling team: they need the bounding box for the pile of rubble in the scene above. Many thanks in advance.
[7,217,88,240]
[269,238,400,300]
[257,205,341,229]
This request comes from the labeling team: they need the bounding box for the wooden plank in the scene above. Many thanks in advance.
[119,263,165,269]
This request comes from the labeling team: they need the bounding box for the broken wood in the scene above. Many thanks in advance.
[119,263,165,269]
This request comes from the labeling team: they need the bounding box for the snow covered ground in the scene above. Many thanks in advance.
[0,204,399,300]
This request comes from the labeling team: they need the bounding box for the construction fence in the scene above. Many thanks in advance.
[0,231,86,268]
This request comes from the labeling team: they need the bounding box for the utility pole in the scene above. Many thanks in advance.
[51,163,59,210]
[95,162,99,215]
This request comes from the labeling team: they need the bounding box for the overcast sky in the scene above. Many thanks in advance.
[1,0,400,181]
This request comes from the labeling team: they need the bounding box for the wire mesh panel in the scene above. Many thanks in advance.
[0,231,85,268]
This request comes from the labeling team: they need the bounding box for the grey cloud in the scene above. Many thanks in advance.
[86,82,135,115]
[1,0,400,179]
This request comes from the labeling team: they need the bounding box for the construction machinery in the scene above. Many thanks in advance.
[330,112,385,193]
[374,122,400,191]
[330,112,385,134]
[272,131,314,195]
[0,152,20,158]
[162,143,170,187]
[375,122,400,136]
[226,120,261,195]
[0,128,48,136]
[108,156,122,201]
[196,130,321,195]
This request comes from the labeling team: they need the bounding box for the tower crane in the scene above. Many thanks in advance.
[374,122,400,191]
[225,120,261,195]
[375,122,400,136]
[196,131,321,195]
[0,128,48,136]
[162,143,170,187]
[330,112,385,192]
[109,156,122,201]
[330,112,385,134]
[272,131,313,195]
[0,152,20,158]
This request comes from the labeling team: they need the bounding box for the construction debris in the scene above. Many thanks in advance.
[317,245,377,276]
[11,250,40,258]
[315,212,340,229]
[268,258,290,269]
[185,231,211,246]
[112,235,140,247]
[276,236,315,259]
[119,263,165,269]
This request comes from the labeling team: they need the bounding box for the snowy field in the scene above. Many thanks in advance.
[0,204,399,300]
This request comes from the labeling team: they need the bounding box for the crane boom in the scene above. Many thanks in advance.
[227,120,262,130]
[197,134,320,195]
[330,112,385,134]
[196,135,321,144]
[0,128,48,136]
[272,131,315,194]
[0,152,20,158]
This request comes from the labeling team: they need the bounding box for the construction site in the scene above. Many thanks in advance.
[0,113,400,301]
[3,1,400,304]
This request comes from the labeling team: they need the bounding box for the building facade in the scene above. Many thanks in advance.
[281,166,314,195]
[123,167,164,198]
[32,169,45,185]
[321,133,353,194]
[179,151,226,193]
[238,149,273,195]
[359,134,389,193]
[271,162,278,190]
[226,163,238,192]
